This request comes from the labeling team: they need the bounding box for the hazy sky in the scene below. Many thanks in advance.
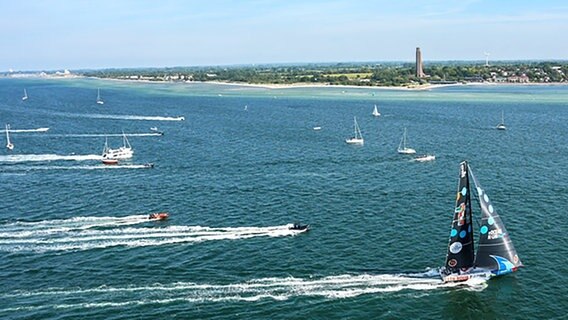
[1,0,567,71]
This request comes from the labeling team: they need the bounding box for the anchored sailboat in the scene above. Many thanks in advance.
[22,89,28,101]
[345,116,364,145]
[372,104,380,117]
[397,128,416,154]
[5,124,14,150]
[440,161,523,283]
[496,111,506,130]
[96,88,104,105]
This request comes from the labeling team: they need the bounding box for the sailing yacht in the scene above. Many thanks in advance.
[440,161,522,283]
[372,104,380,117]
[102,132,133,160]
[96,89,104,105]
[496,111,506,130]
[5,124,14,150]
[345,116,364,145]
[22,89,28,101]
[397,128,416,154]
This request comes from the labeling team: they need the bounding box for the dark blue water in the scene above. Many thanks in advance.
[0,78,567,319]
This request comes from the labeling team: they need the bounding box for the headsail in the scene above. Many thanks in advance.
[444,161,475,272]
[470,166,523,274]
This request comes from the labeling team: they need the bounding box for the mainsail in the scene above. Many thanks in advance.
[444,161,475,272]
[470,168,523,274]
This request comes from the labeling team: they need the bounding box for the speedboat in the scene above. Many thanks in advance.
[149,212,169,220]
[144,163,155,168]
[287,223,310,231]
[414,155,435,162]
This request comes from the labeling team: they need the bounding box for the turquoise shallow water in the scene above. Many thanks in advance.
[0,79,567,319]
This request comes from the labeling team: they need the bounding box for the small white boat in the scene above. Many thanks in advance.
[414,155,436,162]
[345,116,364,145]
[313,126,322,131]
[244,105,248,111]
[496,111,506,130]
[96,88,104,105]
[372,104,380,117]
[5,124,14,150]
[397,128,416,154]
[102,132,133,160]
[22,89,28,101]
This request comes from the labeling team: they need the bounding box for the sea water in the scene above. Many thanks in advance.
[0,78,566,319]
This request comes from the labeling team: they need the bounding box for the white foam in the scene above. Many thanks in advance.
[0,224,303,252]
[0,154,102,163]
[2,127,49,133]
[46,132,162,138]
[0,272,487,311]
[5,164,152,171]
[83,114,185,121]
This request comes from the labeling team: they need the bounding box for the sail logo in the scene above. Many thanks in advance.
[455,203,466,226]
[449,242,463,254]
[460,163,467,178]
[488,227,504,240]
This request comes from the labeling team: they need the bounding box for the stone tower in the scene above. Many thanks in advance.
[416,47,426,78]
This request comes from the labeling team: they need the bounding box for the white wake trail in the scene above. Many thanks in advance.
[83,114,185,121]
[1,127,50,133]
[0,224,306,252]
[0,154,102,163]
[0,273,487,312]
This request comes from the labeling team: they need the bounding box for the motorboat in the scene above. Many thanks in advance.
[287,223,310,231]
[149,212,169,220]
[414,155,436,162]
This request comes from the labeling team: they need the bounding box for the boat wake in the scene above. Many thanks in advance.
[0,272,487,313]
[1,127,49,133]
[2,164,153,171]
[0,154,102,163]
[78,113,185,121]
[46,132,163,138]
[0,223,306,253]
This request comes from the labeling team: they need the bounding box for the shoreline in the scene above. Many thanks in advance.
[9,74,568,91]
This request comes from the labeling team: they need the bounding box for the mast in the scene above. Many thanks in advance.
[444,161,475,272]
[470,165,523,273]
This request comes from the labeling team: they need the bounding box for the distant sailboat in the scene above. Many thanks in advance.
[397,128,416,154]
[22,89,28,101]
[496,111,506,130]
[96,88,104,105]
[5,124,14,150]
[372,104,380,117]
[345,116,364,145]
[244,105,248,111]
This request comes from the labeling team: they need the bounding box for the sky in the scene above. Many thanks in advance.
[1,0,568,71]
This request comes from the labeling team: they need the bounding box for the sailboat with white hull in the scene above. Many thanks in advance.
[440,161,523,283]
[5,124,14,150]
[22,89,28,101]
[397,128,415,154]
[496,111,506,130]
[102,132,133,160]
[345,116,364,145]
[372,104,380,117]
[96,88,104,105]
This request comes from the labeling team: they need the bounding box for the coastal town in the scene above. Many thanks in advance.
[5,60,567,88]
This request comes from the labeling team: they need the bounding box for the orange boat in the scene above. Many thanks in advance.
[149,212,169,220]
